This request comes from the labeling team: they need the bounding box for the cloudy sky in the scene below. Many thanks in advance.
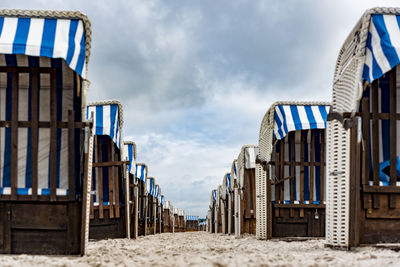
[3,0,399,217]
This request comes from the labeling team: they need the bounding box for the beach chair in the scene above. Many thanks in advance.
[145,176,155,235]
[224,172,234,234]
[135,163,147,236]
[256,101,330,240]
[210,189,217,233]
[186,216,199,231]
[163,200,172,232]
[154,184,160,234]
[235,146,259,235]
[220,173,231,234]
[87,101,129,240]
[0,9,92,255]
[159,195,164,233]
[178,209,186,232]
[124,141,137,239]
[231,160,240,236]
[216,185,223,233]
[326,7,400,248]
[173,207,179,232]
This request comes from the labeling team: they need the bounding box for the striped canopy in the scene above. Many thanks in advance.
[274,104,330,140]
[87,102,122,148]
[0,15,87,78]
[154,184,159,198]
[161,195,164,205]
[226,173,231,194]
[124,142,136,176]
[186,215,199,221]
[135,164,147,182]
[212,189,217,201]
[146,177,154,196]
[245,146,259,169]
[233,161,237,179]
[363,14,400,82]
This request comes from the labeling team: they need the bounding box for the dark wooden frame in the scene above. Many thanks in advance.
[348,67,400,246]
[240,168,257,235]
[0,66,90,255]
[89,135,127,240]
[265,129,326,239]
[137,179,147,236]
[163,208,171,232]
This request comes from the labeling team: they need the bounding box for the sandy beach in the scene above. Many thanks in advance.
[0,232,398,266]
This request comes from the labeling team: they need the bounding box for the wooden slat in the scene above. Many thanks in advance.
[114,149,120,219]
[300,131,305,218]
[97,137,104,219]
[310,130,315,204]
[108,140,114,219]
[274,150,279,217]
[363,185,400,193]
[320,130,325,204]
[11,72,19,200]
[31,69,38,200]
[361,98,370,186]
[389,68,397,209]
[49,71,57,201]
[279,140,285,204]
[0,120,91,128]
[0,66,55,73]
[289,132,295,217]
[68,110,75,200]
[371,81,380,186]
[92,161,129,167]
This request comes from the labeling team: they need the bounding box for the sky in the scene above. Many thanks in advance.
[2,0,399,217]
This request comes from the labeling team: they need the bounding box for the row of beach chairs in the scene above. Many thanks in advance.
[0,9,192,255]
[208,7,400,249]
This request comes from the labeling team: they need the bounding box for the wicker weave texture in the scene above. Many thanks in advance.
[255,163,267,239]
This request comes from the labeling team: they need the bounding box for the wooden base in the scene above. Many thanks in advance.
[89,205,126,240]
[272,206,325,238]
[0,201,82,255]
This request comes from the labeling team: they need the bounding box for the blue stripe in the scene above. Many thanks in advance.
[75,30,86,76]
[128,145,133,173]
[109,104,118,142]
[0,17,4,37]
[372,15,400,70]
[13,18,31,54]
[304,106,317,128]
[290,105,302,131]
[380,74,390,161]
[318,106,328,128]
[368,32,384,80]
[95,106,103,135]
[40,19,57,58]
[65,20,78,65]
[274,109,284,139]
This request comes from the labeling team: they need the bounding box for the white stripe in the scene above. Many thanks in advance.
[282,105,296,132]
[274,106,284,139]
[297,106,309,130]
[370,21,391,73]
[69,21,84,70]
[383,15,400,61]
[365,48,373,81]
[102,105,111,136]
[25,18,44,56]
[0,17,18,54]
[52,19,70,59]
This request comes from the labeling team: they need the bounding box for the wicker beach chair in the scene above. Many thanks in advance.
[326,7,400,248]
[235,145,259,236]
[0,9,92,255]
[87,101,129,240]
[124,141,138,238]
[256,101,330,240]
[145,176,155,235]
[135,163,147,236]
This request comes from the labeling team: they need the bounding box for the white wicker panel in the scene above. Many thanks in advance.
[234,187,240,237]
[255,163,267,239]
[83,130,93,254]
[326,120,350,247]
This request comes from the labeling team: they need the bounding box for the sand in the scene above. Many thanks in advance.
[0,232,399,266]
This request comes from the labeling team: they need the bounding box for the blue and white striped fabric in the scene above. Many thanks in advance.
[0,16,87,77]
[154,184,159,198]
[226,173,231,194]
[212,189,217,202]
[274,105,330,140]
[135,164,147,182]
[161,195,164,205]
[86,104,121,148]
[363,14,400,82]
[146,177,154,196]
[0,55,81,196]
[233,161,237,179]
[124,143,136,176]
[186,215,199,221]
